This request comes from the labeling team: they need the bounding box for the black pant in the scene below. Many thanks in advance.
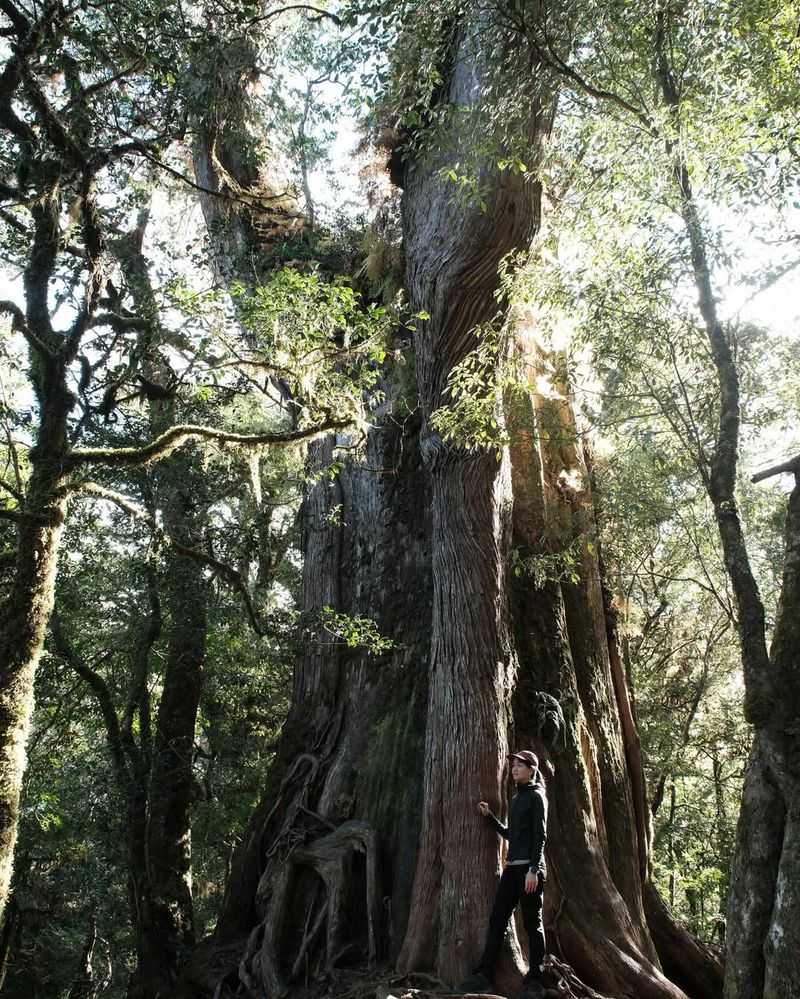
[477,865,545,982]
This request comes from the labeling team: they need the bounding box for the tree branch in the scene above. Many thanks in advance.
[0,506,48,524]
[0,207,29,237]
[0,299,53,356]
[752,455,800,484]
[19,60,88,169]
[519,8,656,136]
[0,0,30,36]
[0,477,23,502]
[88,312,153,334]
[50,609,131,790]
[62,60,144,110]
[62,176,104,362]
[24,193,60,343]
[248,4,341,26]
[109,140,293,212]
[120,562,160,776]
[74,482,273,636]
[67,417,350,468]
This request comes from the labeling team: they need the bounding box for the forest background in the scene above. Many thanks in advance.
[0,1,798,998]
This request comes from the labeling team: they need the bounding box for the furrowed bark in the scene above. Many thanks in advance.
[508,358,690,998]
[757,477,800,999]
[178,396,432,997]
[396,13,549,984]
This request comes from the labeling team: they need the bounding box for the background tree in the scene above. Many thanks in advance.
[507,1,799,994]
[0,0,367,935]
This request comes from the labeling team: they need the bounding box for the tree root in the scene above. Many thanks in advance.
[643,882,723,999]
[370,957,614,999]
[239,820,381,997]
[542,955,616,999]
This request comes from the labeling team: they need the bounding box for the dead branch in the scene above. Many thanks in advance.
[751,455,800,484]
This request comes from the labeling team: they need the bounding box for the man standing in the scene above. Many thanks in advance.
[463,750,548,997]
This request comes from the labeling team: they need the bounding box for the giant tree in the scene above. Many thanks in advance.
[180,4,722,997]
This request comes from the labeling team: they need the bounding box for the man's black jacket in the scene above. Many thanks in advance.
[486,775,548,877]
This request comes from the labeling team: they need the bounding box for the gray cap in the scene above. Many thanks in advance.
[508,750,538,768]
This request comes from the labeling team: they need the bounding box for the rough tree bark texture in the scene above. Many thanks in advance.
[176,398,432,997]
[396,16,545,984]
[232,416,431,992]
[181,9,722,997]
[0,457,67,917]
[724,478,800,999]
[506,350,702,999]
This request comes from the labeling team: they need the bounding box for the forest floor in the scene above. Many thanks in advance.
[286,959,614,999]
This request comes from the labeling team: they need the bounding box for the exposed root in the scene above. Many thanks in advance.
[211,955,618,999]
[239,821,381,997]
[374,956,614,999]
[543,955,615,999]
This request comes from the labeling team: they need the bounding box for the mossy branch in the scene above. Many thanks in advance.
[66,417,350,469]
[0,299,52,357]
[50,610,131,791]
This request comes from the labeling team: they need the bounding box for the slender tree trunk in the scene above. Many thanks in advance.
[133,452,208,997]
[107,225,210,998]
[0,356,71,917]
[0,895,20,991]
[653,16,800,997]
[724,479,800,999]
[67,914,98,999]
[712,752,731,924]
[52,579,160,999]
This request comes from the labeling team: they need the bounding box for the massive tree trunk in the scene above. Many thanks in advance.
[180,8,722,998]
[396,16,545,984]
[505,348,710,999]
[191,406,433,997]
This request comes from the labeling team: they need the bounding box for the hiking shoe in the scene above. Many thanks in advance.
[457,971,493,994]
